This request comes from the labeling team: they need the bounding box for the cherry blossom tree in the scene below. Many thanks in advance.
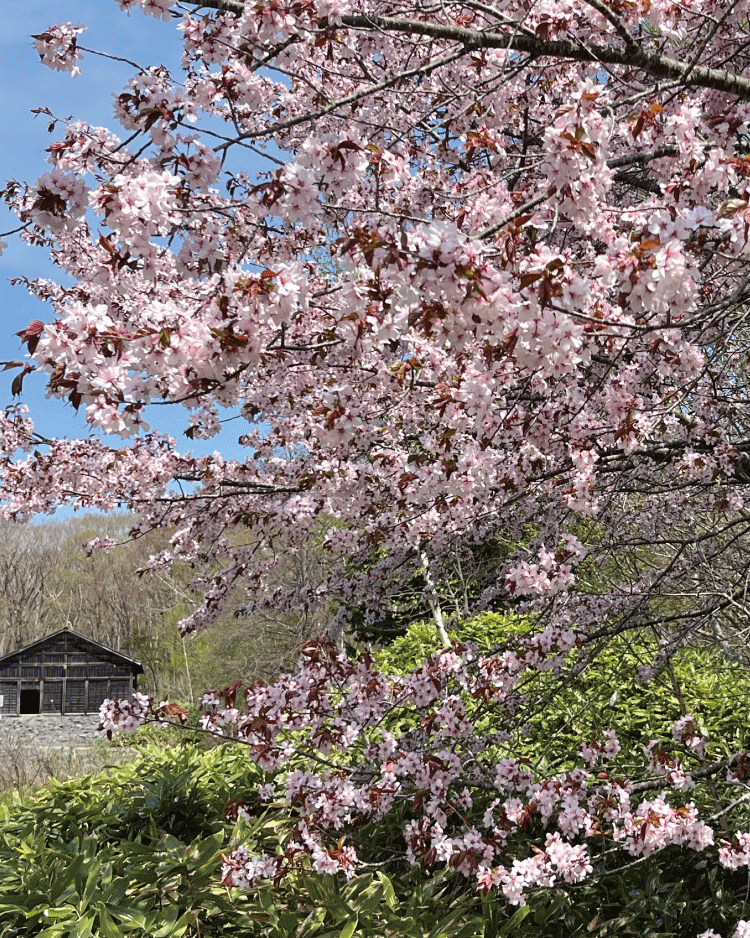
[7,0,750,933]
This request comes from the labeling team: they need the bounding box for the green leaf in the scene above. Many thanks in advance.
[339,915,358,938]
[496,906,531,937]
[279,911,302,933]
[376,872,398,910]
[148,905,181,938]
[70,914,96,938]
[96,906,125,938]
[27,905,76,922]
[80,857,102,909]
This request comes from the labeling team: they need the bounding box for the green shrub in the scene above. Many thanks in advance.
[376,614,750,772]
[0,743,270,936]
[374,611,533,672]
[0,743,486,938]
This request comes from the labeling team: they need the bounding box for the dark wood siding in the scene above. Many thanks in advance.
[65,680,86,714]
[111,679,131,699]
[0,682,17,714]
[43,682,62,713]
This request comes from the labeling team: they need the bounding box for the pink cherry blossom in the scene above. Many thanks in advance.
[32,23,85,76]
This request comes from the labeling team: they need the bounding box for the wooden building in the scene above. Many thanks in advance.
[0,628,143,716]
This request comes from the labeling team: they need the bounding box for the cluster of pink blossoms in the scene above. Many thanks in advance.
[98,692,151,736]
[31,22,85,76]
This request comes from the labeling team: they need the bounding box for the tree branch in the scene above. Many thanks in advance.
[338,14,750,100]
[187,3,750,100]
[215,47,465,149]
[629,752,744,792]
[185,0,245,13]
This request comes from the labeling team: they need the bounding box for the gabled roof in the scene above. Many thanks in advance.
[0,627,144,674]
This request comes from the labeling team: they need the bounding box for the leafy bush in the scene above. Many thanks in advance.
[0,743,267,936]
[0,742,492,938]
[376,614,750,768]
[3,617,750,937]
[373,611,533,673]
[368,615,750,935]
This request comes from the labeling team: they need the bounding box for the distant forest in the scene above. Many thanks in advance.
[0,515,327,702]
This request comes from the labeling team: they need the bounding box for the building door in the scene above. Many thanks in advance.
[19,688,40,714]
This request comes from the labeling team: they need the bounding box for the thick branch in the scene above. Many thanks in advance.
[188,3,750,100]
[338,15,750,100]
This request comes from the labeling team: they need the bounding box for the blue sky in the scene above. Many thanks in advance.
[0,2,249,459]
